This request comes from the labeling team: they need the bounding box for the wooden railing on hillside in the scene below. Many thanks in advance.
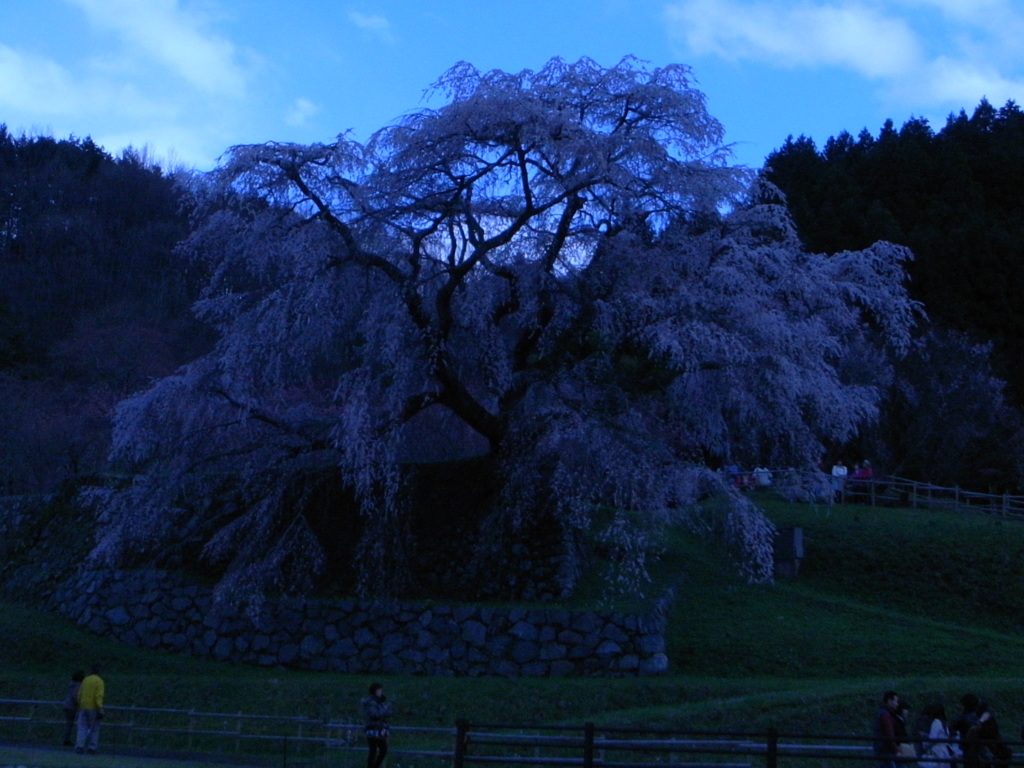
[730,468,1024,519]
[834,475,1024,518]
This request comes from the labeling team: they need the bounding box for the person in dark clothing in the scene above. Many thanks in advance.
[874,691,902,768]
[954,694,981,742]
[361,682,391,768]
[894,697,917,762]
[962,702,1011,768]
[954,694,982,766]
[61,670,84,746]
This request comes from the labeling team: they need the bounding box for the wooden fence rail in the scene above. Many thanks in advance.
[451,720,1015,768]
[0,698,453,765]
[4,701,1021,768]
[834,475,1024,517]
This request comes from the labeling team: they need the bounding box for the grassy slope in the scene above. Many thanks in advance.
[658,498,1024,734]
[2,498,1024,740]
[666,500,1024,679]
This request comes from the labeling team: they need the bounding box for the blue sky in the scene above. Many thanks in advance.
[1,0,1022,171]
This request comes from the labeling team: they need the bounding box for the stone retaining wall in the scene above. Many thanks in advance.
[52,569,671,677]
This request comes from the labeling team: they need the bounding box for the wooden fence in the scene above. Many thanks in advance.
[4,702,1021,768]
[0,698,452,766]
[452,720,1023,768]
[834,475,1024,518]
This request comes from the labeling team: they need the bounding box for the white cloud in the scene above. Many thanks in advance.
[97,122,223,169]
[348,11,396,44]
[898,0,1006,23]
[285,97,320,127]
[65,0,250,96]
[664,0,920,78]
[0,42,176,125]
[0,2,254,170]
[0,44,82,115]
[903,57,1022,107]
[663,0,1024,111]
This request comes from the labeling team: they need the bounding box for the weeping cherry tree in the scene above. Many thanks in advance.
[86,57,918,606]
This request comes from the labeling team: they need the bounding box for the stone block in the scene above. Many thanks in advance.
[278,643,300,665]
[595,639,621,657]
[461,619,487,646]
[549,660,576,677]
[637,634,666,654]
[511,640,538,663]
[301,634,325,658]
[508,620,538,641]
[639,653,669,676]
[521,661,548,677]
[214,637,234,661]
[538,642,568,661]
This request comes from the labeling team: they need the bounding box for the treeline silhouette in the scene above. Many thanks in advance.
[764,98,1024,409]
[0,127,211,492]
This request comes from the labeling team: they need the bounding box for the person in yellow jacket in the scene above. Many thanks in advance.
[75,664,105,754]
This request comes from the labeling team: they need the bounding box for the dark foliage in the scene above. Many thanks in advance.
[764,99,1024,408]
[0,126,211,492]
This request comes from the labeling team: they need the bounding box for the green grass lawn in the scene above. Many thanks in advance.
[3,497,1024,752]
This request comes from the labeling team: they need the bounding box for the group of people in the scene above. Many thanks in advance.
[60,664,105,754]
[831,459,874,498]
[874,691,1013,768]
[723,463,774,491]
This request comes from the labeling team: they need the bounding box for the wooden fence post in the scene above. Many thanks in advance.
[583,722,595,768]
[766,727,778,768]
[454,718,470,768]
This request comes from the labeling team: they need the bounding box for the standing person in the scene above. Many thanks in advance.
[874,691,902,768]
[893,697,917,762]
[963,702,1011,768]
[753,466,773,488]
[831,461,848,500]
[851,461,873,492]
[75,664,105,755]
[954,694,981,757]
[61,670,84,746]
[362,682,391,768]
[919,703,959,768]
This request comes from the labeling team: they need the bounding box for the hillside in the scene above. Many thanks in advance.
[663,499,1024,678]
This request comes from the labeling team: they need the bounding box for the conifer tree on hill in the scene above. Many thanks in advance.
[764,99,1024,408]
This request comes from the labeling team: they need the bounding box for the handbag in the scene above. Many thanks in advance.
[898,742,918,759]
[920,742,958,768]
